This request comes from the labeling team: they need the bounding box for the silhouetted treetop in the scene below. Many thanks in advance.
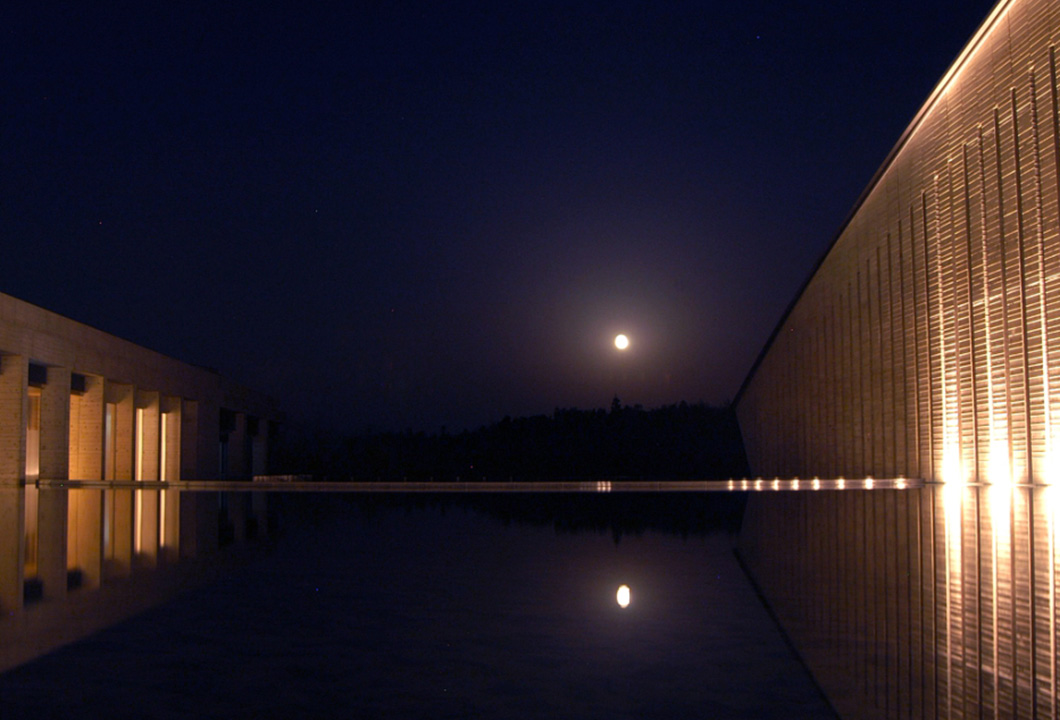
[277,401,749,482]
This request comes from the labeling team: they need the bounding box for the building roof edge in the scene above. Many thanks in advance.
[733,0,1016,409]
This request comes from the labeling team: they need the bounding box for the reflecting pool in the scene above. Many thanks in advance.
[0,485,832,719]
[740,483,1060,719]
[0,482,272,674]
[15,480,1059,717]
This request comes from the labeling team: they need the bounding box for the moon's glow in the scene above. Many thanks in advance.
[616,584,631,608]
[614,334,629,350]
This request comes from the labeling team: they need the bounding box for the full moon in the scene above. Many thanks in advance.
[614,334,629,350]
[616,584,631,608]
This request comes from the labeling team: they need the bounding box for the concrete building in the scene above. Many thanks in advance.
[729,3,1060,714]
[0,290,278,634]
[736,0,1060,485]
[0,291,279,485]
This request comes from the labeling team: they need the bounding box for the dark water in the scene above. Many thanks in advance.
[0,492,834,719]
[739,483,1060,719]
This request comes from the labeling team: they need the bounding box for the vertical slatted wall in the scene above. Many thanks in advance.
[736,0,1060,484]
[738,485,1060,719]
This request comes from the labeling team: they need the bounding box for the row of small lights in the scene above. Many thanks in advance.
[588,477,916,492]
[725,476,909,491]
[584,476,1040,491]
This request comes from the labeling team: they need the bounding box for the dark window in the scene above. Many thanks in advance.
[28,363,47,388]
[220,408,236,435]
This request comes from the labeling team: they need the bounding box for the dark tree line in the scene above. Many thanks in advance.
[276,399,749,482]
[277,491,747,543]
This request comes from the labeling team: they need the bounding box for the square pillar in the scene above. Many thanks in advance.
[0,355,27,484]
[249,416,267,477]
[136,390,160,481]
[105,382,134,481]
[159,487,179,563]
[69,374,104,481]
[103,488,133,579]
[161,396,181,482]
[39,366,70,481]
[102,383,135,578]
[180,400,200,480]
[24,484,38,583]
[133,391,160,568]
[226,412,247,480]
[0,488,24,614]
[197,401,220,479]
[66,487,103,589]
[36,487,67,601]
[134,487,159,569]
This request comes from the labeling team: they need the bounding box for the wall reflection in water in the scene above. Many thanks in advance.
[738,485,1060,719]
[1,484,268,671]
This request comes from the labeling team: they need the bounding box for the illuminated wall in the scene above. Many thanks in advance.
[736,0,1060,484]
[739,485,1060,719]
[0,290,280,614]
[0,291,279,484]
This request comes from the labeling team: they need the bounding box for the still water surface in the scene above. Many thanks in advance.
[741,482,1060,719]
[0,487,833,719]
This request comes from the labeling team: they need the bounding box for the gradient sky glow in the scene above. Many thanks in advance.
[2,1,998,432]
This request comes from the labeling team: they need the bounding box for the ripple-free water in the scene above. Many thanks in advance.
[0,489,835,719]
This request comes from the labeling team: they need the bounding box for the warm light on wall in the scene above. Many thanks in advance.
[988,438,1012,487]
[134,408,144,555]
[135,408,144,482]
[23,485,39,577]
[1046,486,1060,554]
[941,478,964,705]
[134,489,143,555]
[989,482,1011,541]
[735,0,1060,487]
[160,490,168,550]
[941,439,965,486]
[25,388,41,481]
[1042,432,1060,485]
[942,482,964,608]
[160,412,168,482]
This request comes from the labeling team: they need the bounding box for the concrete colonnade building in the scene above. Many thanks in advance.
[736,0,1060,485]
[0,291,278,485]
[0,291,279,618]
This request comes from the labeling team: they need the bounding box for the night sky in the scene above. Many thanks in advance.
[3,1,998,433]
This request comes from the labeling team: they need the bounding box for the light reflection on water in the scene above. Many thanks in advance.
[0,482,836,718]
[12,479,1058,717]
[738,482,1060,719]
[0,483,270,673]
